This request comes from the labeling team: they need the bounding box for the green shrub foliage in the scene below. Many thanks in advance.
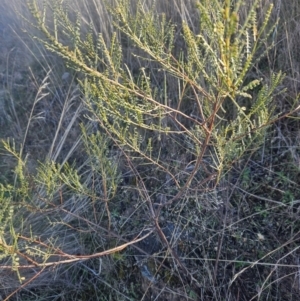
[26,0,282,188]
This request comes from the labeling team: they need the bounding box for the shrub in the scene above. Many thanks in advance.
[1,0,298,300]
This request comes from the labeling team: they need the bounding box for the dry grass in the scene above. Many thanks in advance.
[0,0,300,300]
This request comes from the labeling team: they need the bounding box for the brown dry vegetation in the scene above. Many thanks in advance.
[0,0,300,300]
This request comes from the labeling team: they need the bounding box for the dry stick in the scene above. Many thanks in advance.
[5,195,157,274]
[20,206,164,266]
[0,230,154,270]
[3,267,46,301]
